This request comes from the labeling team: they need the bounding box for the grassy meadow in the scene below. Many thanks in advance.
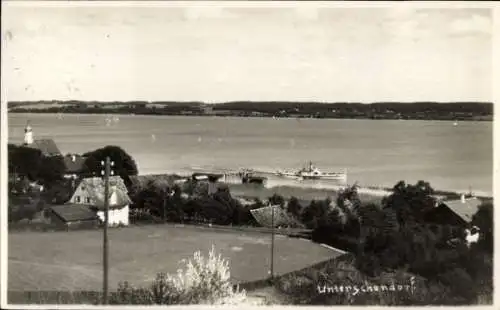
[8,224,342,298]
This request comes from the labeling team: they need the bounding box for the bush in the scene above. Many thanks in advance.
[111,246,246,305]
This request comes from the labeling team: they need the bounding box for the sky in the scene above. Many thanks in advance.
[1,2,494,103]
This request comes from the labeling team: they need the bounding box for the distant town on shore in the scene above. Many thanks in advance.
[8,100,493,121]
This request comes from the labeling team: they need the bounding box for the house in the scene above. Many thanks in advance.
[48,204,100,229]
[68,176,132,226]
[23,123,62,157]
[424,195,482,228]
[91,188,131,226]
[63,154,87,179]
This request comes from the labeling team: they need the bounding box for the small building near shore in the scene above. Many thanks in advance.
[424,195,482,228]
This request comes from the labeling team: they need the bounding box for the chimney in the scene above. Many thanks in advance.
[460,194,466,203]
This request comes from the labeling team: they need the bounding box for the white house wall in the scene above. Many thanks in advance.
[97,205,129,227]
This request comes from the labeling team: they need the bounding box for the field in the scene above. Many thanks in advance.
[8,224,342,293]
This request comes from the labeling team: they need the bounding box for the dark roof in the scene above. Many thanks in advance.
[440,197,482,223]
[32,139,61,156]
[63,155,87,173]
[50,204,98,222]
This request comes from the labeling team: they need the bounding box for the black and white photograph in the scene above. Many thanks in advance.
[0,1,496,307]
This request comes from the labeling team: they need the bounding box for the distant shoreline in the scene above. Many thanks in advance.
[7,100,493,121]
[7,110,493,122]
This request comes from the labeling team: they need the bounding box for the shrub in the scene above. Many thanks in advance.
[111,246,246,305]
[110,282,156,305]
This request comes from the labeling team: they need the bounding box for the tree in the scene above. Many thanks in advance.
[287,196,302,218]
[336,184,361,221]
[383,180,436,226]
[301,200,330,229]
[381,207,400,233]
[83,145,138,181]
[357,203,385,236]
[268,193,286,208]
[164,184,185,223]
[8,144,43,181]
[8,144,65,189]
[38,155,66,186]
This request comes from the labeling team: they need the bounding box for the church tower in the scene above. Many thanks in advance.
[24,122,33,145]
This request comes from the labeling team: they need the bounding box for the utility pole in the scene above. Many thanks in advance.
[270,204,275,280]
[100,157,114,305]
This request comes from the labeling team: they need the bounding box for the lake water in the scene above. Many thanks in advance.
[7,113,493,196]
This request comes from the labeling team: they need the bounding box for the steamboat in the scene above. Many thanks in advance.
[276,161,347,181]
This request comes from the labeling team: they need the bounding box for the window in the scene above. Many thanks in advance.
[75,196,81,203]
[85,197,91,204]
